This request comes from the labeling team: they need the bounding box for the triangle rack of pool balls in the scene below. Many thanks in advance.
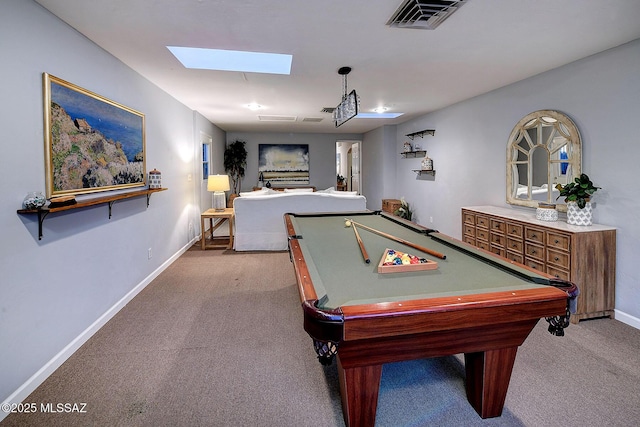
[377,248,439,274]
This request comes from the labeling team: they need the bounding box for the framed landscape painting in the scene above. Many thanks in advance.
[43,73,146,197]
[258,144,309,185]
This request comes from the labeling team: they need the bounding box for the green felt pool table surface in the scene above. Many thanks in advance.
[288,212,553,309]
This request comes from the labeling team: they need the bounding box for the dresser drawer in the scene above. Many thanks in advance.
[547,232,570,251]
[490,232,505,247]
[506,237,523,253]
[489,245,505,257]
[463,236,476,246]
[547,265,570,281]
[463,224,475,238]
[463,212,475,225]
[506,251,524,264]
[524,257,545,272]
[490,218,505,234]
[506,222,523,239]
[547,248,570,269]
[476,215,490,229]
[476,228,489,242]
[525,242,545,261]
[525,226,545,245]
[477,240,490,251]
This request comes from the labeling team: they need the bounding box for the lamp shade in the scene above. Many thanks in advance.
[207,174,230,192]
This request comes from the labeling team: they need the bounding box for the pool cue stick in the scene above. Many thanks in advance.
[346,218,447,260]
[351,222,370,263]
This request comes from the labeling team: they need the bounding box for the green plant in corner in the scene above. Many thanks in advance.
[394,197,413,221]
[224,140,247,195]
[555,173,600,209]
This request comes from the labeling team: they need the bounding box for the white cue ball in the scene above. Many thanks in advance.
[345,220,352,227]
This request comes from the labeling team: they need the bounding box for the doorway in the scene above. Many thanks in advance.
[336,140,361,193]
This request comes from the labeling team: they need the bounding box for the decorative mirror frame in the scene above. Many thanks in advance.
[506,110,581,212]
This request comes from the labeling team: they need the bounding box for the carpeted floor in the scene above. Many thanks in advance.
[3,246,640,426]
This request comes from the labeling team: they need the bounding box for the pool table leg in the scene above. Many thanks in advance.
[337,357,382,427]
[464,346,518,418]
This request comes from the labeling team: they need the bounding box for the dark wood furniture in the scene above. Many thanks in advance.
[285,211,574,427]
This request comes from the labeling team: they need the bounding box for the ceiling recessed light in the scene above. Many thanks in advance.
[246,103,262,110]
[167,46,292,75]
[373,107,388,113]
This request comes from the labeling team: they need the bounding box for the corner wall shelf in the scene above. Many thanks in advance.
[406,129,435,140]
[17,188,167,240]
[413,169,436,176]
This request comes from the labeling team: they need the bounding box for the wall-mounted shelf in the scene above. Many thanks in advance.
[413,169,436,176]
[406,129,435,140]
[17,188,167,240]
[400,150,426,158]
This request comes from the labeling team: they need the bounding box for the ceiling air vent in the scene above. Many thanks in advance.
[321,107,335,114]
[257,115,297,122]
[302,117,323,123]
[387,0,467,30]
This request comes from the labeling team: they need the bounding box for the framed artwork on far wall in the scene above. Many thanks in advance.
[258,144,309,185]
[43,73,146,197]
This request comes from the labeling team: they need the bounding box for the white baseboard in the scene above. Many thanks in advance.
[0,238,197,422]
[614,309,640,330]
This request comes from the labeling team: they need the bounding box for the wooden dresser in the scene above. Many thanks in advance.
[462,206,616,323]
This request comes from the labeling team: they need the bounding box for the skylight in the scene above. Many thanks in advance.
[356,112,404,119]
[167,46,292,75]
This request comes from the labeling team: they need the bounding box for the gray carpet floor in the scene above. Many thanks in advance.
[3,246,640,426]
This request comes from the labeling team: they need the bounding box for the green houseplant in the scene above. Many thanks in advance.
[223,140,247,195]
[555,173,600,209]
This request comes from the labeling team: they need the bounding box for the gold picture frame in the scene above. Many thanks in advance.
[43,73,146,197]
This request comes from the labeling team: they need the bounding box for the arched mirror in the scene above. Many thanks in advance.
[506,110,581,211]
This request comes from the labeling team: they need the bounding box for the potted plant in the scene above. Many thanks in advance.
[224,140,247,196]
[555,173,600,226]
[394,197,413,221]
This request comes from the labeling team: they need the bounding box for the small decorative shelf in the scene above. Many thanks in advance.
[17,188,167,239]
[413,169,436,176]
[406,129,435,140]
[400,150,427,158]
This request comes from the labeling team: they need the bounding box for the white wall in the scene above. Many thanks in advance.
[391,39,640,325]
[225,132,362,193]
[361,125,398,211]
[0,0,225,407]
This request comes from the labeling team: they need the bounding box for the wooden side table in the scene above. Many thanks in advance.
[201,208,234,250]
[382,199,402,214]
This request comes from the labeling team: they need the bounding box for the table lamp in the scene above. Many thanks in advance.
[208,174,230,211]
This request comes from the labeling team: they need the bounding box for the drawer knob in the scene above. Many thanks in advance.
[555,257,560,261]
[531,250,536,254]
[555,239,559,244]
[532,234,537,238]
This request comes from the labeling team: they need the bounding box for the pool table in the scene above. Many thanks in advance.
[285,211,577,427]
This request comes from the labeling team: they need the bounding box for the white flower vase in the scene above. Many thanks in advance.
[566,201,593,226]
